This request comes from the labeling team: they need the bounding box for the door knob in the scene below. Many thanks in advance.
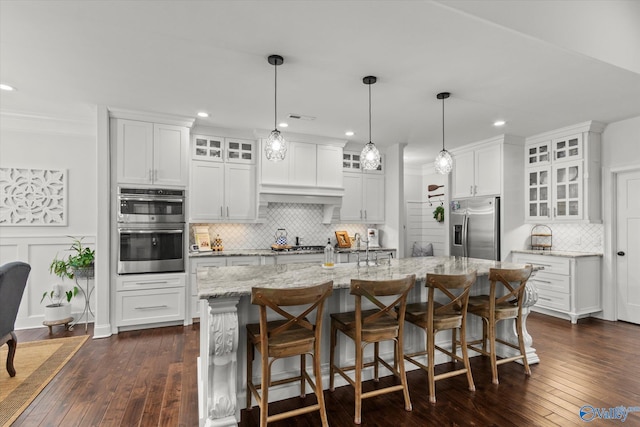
[617,251,625,256]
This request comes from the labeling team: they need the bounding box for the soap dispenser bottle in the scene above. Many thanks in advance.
[324,238,334,268]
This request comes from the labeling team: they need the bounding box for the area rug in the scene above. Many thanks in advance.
[0,335,89,426]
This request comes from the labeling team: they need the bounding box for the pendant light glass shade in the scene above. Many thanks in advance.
[360,76,381,170]
[361,141,381,170]
[435,92,453,175]
[265,55,287,162]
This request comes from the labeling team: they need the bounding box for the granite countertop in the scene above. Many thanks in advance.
[197,256,532,299]
[511,249,603,258]
[189,247,397,258]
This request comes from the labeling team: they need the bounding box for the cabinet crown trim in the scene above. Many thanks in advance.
[109,108,195,128]
[525,120,606,145]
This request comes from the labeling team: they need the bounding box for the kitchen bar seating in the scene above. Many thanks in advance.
[329,275,416,424]
[246,281,333,427]
[466,265,533,384]
[402,271,477,403]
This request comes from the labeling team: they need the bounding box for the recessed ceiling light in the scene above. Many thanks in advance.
[494,120,506,127]
[197,112,209,118]
[345,131,355,136]
[279,122,289,128]
[0,84,15,91]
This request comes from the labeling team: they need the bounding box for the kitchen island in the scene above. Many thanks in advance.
[196,256,539,427]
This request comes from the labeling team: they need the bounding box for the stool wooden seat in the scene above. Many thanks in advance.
[329,275,416,424]
[42,316,74,335]
[246,281,333,427]
[403,271,477,403]
[466,265,533,384]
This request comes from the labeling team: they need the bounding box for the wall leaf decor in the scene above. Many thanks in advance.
[0,167,67,226]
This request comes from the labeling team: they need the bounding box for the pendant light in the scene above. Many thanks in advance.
[434,92,453,175]
[360,76,381,170]
[264,54,287,162]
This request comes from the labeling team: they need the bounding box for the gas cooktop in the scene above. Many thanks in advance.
[271,245,325,252]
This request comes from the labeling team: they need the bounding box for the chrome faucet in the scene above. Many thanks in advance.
[354,232,375,266]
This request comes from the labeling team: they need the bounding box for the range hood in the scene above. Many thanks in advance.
[258,186,344,224]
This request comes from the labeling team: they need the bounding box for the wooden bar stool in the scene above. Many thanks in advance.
[403,271,477,403]
[246,281,333,427]
[329,275,416,424]
[466,265,533,384]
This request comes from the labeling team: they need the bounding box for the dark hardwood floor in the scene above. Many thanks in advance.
[10,312,640,426]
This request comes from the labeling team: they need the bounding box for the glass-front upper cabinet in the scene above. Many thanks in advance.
[552,161,582,220]
[526,140,551,165]
[553,133,582,162]
[525,165,551,221]
[192,135,224,161]
[226,138,255,164]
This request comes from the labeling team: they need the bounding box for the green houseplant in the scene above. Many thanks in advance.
[42,237,95,322]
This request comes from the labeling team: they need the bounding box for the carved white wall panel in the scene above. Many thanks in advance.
[0,168,67,225]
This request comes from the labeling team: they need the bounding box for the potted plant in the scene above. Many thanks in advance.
[43,237,95,322]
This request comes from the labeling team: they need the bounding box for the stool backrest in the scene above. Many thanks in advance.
[426,271,477,318]
[251,281,333,338]
[487,265,533,310]
[350,274,416,328]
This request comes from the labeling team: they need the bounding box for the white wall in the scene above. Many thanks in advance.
[0,110,98,329]
[601,115,640,320]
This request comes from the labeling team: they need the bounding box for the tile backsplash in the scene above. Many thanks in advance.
[190,203,368,250]
[531,223,603,253]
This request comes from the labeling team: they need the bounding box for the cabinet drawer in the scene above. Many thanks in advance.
[535,289,570,311]
[116,288,185,327]
[189,258,226,273]
[530,271,570,294]
[513,254,570,275]
[116,273,185,291]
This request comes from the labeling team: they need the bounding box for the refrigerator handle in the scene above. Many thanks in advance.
[462,214,469,257]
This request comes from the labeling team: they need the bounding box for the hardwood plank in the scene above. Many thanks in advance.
[9,312,640,427]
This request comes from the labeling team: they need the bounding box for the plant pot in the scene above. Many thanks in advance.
[73,264,94,279]
[44,303,72,322]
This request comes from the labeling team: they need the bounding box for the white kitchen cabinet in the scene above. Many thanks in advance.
[452,142,501,199]
[189,136,257,223]
[115,119,189,186]
[188,256,260,320]
[260,140,345,190]
[341,171,385,223]
[115,272,186,329]
[192,135,256,164]
[524,121,604,223]
[512,252,601,324]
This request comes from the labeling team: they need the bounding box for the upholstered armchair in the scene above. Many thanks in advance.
[0,261,31,377]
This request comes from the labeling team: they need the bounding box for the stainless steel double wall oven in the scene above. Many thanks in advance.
[117,187,185,274]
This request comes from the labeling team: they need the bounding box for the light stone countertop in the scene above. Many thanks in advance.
[189,247,397,258]
[197,256,531,299]
[511,249,603,258]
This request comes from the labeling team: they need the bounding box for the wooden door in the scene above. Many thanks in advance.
[616,169,640,324]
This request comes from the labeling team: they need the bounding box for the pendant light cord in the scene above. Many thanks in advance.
[441,96,445,151]
[274,63,278,130]
[368,82,372,143]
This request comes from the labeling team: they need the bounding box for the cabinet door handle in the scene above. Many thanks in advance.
[364,210,367,220]
[474,185,477,195]
[360,210,363,219]
[135,305,168,310]
[149,169,153,181]
[470,185,473,195]
[227,206,229,217]
[617,251,625,256]
[220,206,223,217]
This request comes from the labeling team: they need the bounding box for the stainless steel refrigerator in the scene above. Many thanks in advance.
[449,196,500,261]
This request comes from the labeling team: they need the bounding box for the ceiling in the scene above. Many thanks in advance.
[1,0,639,166]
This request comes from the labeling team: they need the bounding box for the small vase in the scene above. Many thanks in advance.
[44,303,72,322]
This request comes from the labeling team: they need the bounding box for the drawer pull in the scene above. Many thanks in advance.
[134,305,169,310]
[138,281,169,285]
[535,263,553,267]
[538,297,552,301]
[534,279,553,284]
